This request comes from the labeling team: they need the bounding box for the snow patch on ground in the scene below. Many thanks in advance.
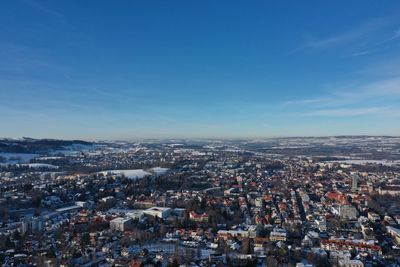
[98,169,151,179]
[326,159,400,166]
[24,163,58,169]
[0,163,58,169]
[151,167,169,176]
[36,156,64,160]
[98,167,169,179]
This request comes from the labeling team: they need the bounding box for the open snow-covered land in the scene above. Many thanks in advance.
[151,167,169,176]
[98,167,169,179]
[325,159,400,166]
[0,163,58,169]
[98,169,151,179]
[23,163,59,169]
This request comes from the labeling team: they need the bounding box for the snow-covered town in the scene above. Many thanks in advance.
[0,137,400,266]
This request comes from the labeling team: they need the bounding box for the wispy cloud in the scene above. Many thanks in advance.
[347,49,377,57]
[293,16,399,54]
[302,106,400,117]
[282,69,400,119]
[0,42,74,83]
[0,42,51,73]
[393,27,400,39]
[380,27,400,43]
[360,76,400,95]
[22,0,67,25]
[301,33,359,50]
[281,97,332,106]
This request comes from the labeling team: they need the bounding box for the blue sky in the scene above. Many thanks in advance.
[1,1,400,139]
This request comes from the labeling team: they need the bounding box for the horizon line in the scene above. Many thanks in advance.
[1,134,400,143]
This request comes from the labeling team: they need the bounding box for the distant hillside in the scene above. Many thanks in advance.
[0,138,93,153]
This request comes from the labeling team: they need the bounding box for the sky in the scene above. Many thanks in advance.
[1,1,400,140]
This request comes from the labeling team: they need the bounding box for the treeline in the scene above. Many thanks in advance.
[0,138,92,153]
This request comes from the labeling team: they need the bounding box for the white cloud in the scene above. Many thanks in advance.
[282,71,400,119]
[347,49,377,57]
[281,97,332,106]
[22,0,67,25]
[302,106,399,117]
[293,16,399,54]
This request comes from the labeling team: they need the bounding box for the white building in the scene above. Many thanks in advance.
[217,229,250,240]
[296,263,314,267]
[126,210,144,220]
[254,198,264,208]
[386,226,400,244]
[143,207,171,219]
[56,205,82,214]
[351,174,358,193]
[19,218,43,235]
[315,217,327,232]
[378,186,400,196]
[367,211,380,222]
[75,201,89,208]
[110,217,132,231]
[101,196,115,203]
[338,205,358,220]
[338,259,363,267]
[270,228,287,241]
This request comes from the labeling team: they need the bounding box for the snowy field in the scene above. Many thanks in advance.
[0,163,58,169]
[36,156,64,160]
[99,167,169,179]
[326,159,400,166]
[151,167,169,176]
[98,169,151,179]
[24,163,59,169]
